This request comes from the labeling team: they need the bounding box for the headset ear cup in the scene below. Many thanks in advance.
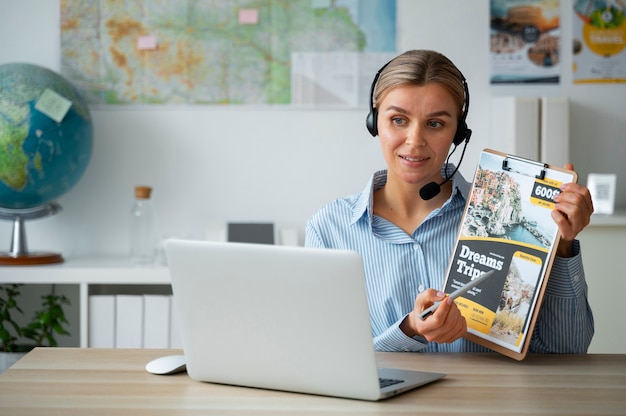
[453,77,471,146]
[366,109,378,137]
[453,121,469,146]
[366,61,388,138]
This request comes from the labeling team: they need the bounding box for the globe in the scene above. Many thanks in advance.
[0,63,93,264]
[0,63,93,209]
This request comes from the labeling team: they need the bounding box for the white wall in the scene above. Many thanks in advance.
[578,225,626,353]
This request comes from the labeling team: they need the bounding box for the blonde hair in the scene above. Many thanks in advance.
[373,50,466,120]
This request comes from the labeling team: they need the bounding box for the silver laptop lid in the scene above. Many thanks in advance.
[165,239,384,400]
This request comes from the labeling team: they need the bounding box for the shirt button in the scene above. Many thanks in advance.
[418,285,425,292]
[573,274,581,282]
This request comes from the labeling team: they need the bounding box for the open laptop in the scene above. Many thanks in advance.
[164,239,445,401]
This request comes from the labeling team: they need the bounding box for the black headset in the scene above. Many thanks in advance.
[365,58,473,200]
[365,60,472,147]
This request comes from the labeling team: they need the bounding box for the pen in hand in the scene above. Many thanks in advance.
[418,270,497,321]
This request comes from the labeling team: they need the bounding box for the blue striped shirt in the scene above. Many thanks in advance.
[305,167,594,353]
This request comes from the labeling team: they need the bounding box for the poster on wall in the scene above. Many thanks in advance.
[490,0,561,84]
[573,0,626,83]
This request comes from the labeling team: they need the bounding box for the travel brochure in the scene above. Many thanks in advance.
[443,149,576,360]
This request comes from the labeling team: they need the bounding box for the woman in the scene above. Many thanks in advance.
[305,50,594,353]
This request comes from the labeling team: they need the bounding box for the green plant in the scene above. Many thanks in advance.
[0,284,70,353]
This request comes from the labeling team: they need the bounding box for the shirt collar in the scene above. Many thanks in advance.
[350,165,471,226]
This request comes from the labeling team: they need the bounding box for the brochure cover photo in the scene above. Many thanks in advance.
[443,149,576,359]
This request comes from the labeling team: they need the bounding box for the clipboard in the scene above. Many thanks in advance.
[443,149,577,360]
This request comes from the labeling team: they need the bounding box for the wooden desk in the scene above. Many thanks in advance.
[0,348,624,415]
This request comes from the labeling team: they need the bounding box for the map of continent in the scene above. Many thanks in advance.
[60,0,396,105]
[0,98,30,190]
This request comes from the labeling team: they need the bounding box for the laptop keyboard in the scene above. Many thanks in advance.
[379,377,404,388]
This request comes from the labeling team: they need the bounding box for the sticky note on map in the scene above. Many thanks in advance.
[35,88,72,123]
[137,35,158,50]
[239,9,258,24]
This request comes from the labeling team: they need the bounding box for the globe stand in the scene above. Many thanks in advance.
[0,202,64,265]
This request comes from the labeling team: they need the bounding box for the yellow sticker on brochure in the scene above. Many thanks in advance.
[530,178,562,209]
[513,251,542,267]
[455,296,496,335]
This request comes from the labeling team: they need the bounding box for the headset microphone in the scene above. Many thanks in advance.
[419,181,444,201]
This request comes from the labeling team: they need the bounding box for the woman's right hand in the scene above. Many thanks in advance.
[400,289,468,344]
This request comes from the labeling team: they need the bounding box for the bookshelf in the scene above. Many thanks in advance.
[0,257,169,347]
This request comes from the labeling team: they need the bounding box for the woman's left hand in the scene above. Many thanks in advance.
[552,163,594,257]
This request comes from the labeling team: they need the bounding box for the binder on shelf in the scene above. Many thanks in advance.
[143,294,171,349]
[540,97,569,168]
[115,295,144,348]
[490,97,539,161]
[88,295,116,348]
[442,149,576,360]
[279,228,299,246]
[490,96,570,168]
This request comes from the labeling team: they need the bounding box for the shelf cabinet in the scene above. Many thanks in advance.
[0,257,169,348]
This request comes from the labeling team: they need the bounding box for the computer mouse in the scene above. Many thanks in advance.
[145,354,187,375]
